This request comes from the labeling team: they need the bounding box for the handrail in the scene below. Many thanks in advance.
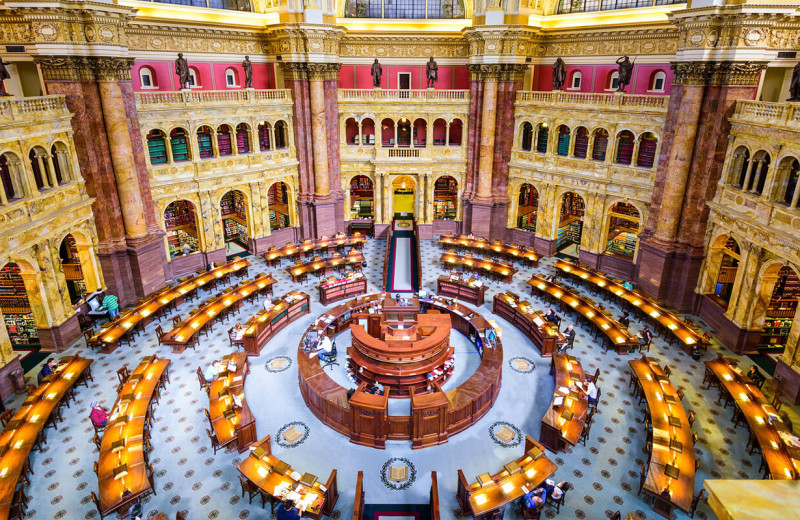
[515,90,668,111]
[135,89,291,106]
[732,100,800,127]
[339,89,469,101]
[0,95,69,120]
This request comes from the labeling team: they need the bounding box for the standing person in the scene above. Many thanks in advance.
[101,293,120,319]
[277,501,301,520]
[562,324,576,351]
[37,358,58,384]
[90,402,109,427]
[619,312,631,327]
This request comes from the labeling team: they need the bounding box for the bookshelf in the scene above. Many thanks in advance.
[350,177,374,219]
[556,130,570,156]
[592,132,609,161]
[165,200,199,258]
[760,267,800,351]
[0,264,38,346]
[638,137,657,167]
[147,134,168,164]
[268,183,290,230]
[258,125,271,151]
[574,129,589,159]
[556,219,582,251]
[236,127,250,154]
[217,129,233,156]
[171,130,190,162]
[198,129,213,159]
[221,192,249,244]
[616,134,634,164]
[433,177,458,220]
[606,231,636,257]
[559,192,585,221]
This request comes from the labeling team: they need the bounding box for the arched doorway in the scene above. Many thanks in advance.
[413,118,427,148]
[164,200,200,259]
[268,182,291,230]
[757,265,800,354]
[605,202,640,258]
[556,192,585,258]
[397,118,412,147]
[220,190,249,256]
[0,262,38,348]
[59,234,86,304]
[350,176,374,219]
[713,237,740,307]
[433,176,458,220]
[516,183,538,232]
[392,176,415,217]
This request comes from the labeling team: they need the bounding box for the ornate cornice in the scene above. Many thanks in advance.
[671,61,766,86]
[468,63,527,82]
[305,62,341,80]
[34,56,136,82]
[339,33,468,59]
[92,57,135,82]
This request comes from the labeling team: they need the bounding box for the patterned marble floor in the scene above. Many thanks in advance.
[10,238,799,520]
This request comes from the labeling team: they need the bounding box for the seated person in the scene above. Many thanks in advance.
[203,360,220,383]
[316,335,334,362]
[277,500,301,520]
[522,487,546,512]
[619,312,631,327]
[263,295,274,312]
[544,309,559,324]
[540,479,568,501]
[582,377,598,403]
[622,280,634,291]
[206,261,216,271]
[636,327,653,349]
[89,402,109,427]
[747,365,765,384]
[230,323,245,342]
[37,358,58,385]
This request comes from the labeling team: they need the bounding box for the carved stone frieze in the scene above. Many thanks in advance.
[467,63,527,82]
[339,34,469,58]
[671,61,766,86]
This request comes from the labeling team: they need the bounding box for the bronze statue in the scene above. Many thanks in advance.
[789,61,800,102]
[243,56,253,88]
[615,55,633,92]
[426,57,438,88]
[0,59,11,96]
[371,58,382,88]
[553,57,567,91]
[175,52,190,90]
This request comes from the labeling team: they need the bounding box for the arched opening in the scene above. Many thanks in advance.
[197,126,214,159]
[147,130,169,164]
[170,128,191,162]
[448,119,463,146]
[637,133,658,168]
[781,157,800,207]
[258,122,272,151]
[392,176,415,216]
[413,118,427,148]
[650,70,667,92]
[615,130,635,165]
[397,118,412,147]
[432,119,447,146]
[28,147,47,190]
[516,183,538,232]
[758,265,800,353]
[605,202,640,258]
[139,66,157,89]
[746,151,771,194]
[49,144,64,185]
[345,118,359,145]
[573,127,589,159]
[188,67,201,88]
[0,152,24,202]
[0,154,15,202]
[58,234,87,303]
[713,237,741,307]
[164,200,199,259]
[225,68,238,88]
[268,182,291,230]
[433,176,458,220]
[592,128,609,161]
[274,121,288,149]
[216,124,233,156]
[535,123,549,153]
[220,190,249,255]
[608,71,620,91]
[557,192,585,258]
[236,123,251,154]
[556,125,570,156]
[0,262,39,348]
[350,175,374,219]
[734,147,751,187]
[382,118,396,147]
[520,122,533,151]
[362,118,375,146]
[569,70,582,90]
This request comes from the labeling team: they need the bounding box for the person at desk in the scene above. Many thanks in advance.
[183,242,192,256]
[277,500,301,520]
[231,323,245,341]
[37,358,58,384]
[263,295,273,312]
[545,309,559,324]
[622,280,634,291]
[100,293,120,319]
[619,312,631,328]
[203,360,220,383]
[747,365,765,385]
[206,261,216,271]
[635,327,653,353]
[522,487,546,513]
[581,377,598,403]
[89,402,109,428]
[316,335,334,362]
[561,324,576,352]
[539,479,568,501]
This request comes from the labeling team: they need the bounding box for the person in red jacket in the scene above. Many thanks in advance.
[89,402,109,427]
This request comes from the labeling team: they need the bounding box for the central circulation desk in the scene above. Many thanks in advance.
[438,234,539,267]
[554,261,707,350]
[437,273,487,306]
[89,259,250,352]
[540,354,588,452]
[705,358,800,479]
[264,233,366,266]
[161,273,276,353]
[317,273,367,305]
[456,436,557,520]
[241,291,311,356]
[629,357,695,518]
[439,252,517,283]
[527,274,638,353]
[98,356,170,517]
[287,252,365,283]
[238,435,339,520]
[208,353,256,453]
[0,356,93,520]
[492,292,565,357]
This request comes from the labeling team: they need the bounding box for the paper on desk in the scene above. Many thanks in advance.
[232,376,242,382]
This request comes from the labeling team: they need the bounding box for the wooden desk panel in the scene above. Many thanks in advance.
[98,357,170,515]
[629,357,695,515]
[0,356,93,519]
[88,260,250,352]
[318,275,367,305]
[439,235,539,267]
[208,353,256,453]
[540,354,587,452]
[264,235,366,266]
[161,274,275,352]
[439,253,517,283]
[241,292,311,356]
[555,261,707,349]
[287,253,365,283]
[527,274,638,352]
[492,292,565,357]
[706,358,800,480]
[437,274,487,307]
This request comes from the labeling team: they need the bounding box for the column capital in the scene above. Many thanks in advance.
[306,62,341,81]
[467,63,527,82]
[670,61,766,87]
[91,57,135,82]
[33,56,135,82]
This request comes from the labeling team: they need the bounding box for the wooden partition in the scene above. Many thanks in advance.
[430,471,441,520]
[352,471,365,520]
[348,383,389,448]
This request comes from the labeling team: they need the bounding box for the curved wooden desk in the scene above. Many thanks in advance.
[264,234,366,266]
[241,291,311,356]
[0,356,93,519]
[540,353,588,452]
[208,353,256,453]
[705,358,799,480]
[527,274,638,353]
[629,357,695,517]
[438,234,539,267]
[287,253,365,283]
[298,294,502,449]
[437,274,487,307]
[98,356,170,516]
[492,292,565,357]
[440,252,517,282]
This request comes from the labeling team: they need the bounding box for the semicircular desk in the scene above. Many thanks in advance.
[298,294,502,449]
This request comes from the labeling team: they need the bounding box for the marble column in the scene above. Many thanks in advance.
[308,69,330,198]
[35,155,50,189]
[476,73,498,200]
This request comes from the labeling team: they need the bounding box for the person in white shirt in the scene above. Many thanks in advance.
[263,296,273,311]
[317,335,333,362]
[183,242,192,255]
[231,323,245,341]
[582,378,598,403]
[203,360,220,383]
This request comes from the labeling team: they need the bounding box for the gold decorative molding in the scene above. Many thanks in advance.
[126,22,265,55]
[34,56,136,82]
[339,33,469,59]
[468,63,527,82]
[92,57,135,82]
[305,62,341,80]
[0,5,133,48]
[671,61,766,87]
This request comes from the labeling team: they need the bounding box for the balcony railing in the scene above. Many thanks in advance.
[732,100,800,128]
[339,89,469,102]
[516,91,668,112]
[136,89,291,107]
[0,95,70,121]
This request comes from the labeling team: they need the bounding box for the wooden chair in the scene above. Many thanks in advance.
[7,502,24,520]
[588,387,601,413]
[688,410,696,427]
[239,476,266,507]
[637,463,647,497]
[579,418,593,446]
[610,512,621,520]
[82,329,97,349]
[677,388,685,401]
[146,462,157,495]
[155,325,166,346]
[547,484,569,514]
[197,367,209,392]
[664,365,672,377]
[90,491,105,519]
[692,432,698,445]
[25,385,36,396]
[204,408,213,426]
[172,315,182,326]
[772,394,783,411]
[589,368,600,384]
[116,365,130,384]
[92,433,102,450]
[0,410,13,427]
[690,489,706,518]
[176,512,187,520]
[206,428,224,455]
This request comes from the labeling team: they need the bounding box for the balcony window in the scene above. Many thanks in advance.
[637,133,658,168]
[344,0,464,19]
[535,124,549,154]
[147,130,168,164]
[557,0,683,14]
[592,129,609,161]
[197,126,214,159]
[569,71,582,90]
[225,68,238,88]
[556,125,570,156]
[150,0,251,11]
[615,130,634,165]
[139,67,158,89]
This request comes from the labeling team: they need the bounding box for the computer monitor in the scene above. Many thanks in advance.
[304,330,319,350]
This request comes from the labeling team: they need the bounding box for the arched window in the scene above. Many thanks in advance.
[569,71,582,90]
[449,119,463,146]
[397,118,411,147]
[606,202,640,258]
[139,67,157,89]
[382,118,396,147]
[0,153,22,202]
[225,68,238,88]
[734,148,751,187]
[592,129,609,161]
[608,72,619,91]
[433,176,458,220]
[197,126,214,159]
[556,125,570,156]
[147,130,168,164]
[220,190,250,251]
[236,123,250,154]
[345,118,359,145]
[520,122,533,151]
[573,127,589,159]
[650,70,667,92]
[350,175,374,219]
[164,200,199,259]
[258,122,272,151]
[615,130,635,165]
[217,125,233,156]
[535,123,549,153]
[188,68,200,88]
[49,144,64,185]
[781,158,799,207]
[344,0,464,19]
[28,148,46,189]
[746,151,770,194]
[413,118,427,148]
[516,183,538,232]
[637,133,658,168]
[432,119,446,146]
[713,237,741,307]
[170,128,191,162]
[362,118,375,145]
[274,121,287,149]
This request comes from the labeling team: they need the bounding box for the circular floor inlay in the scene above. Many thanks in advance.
[266,356,293,373]
[488,421,523,448]
[380,457,417,491]
[276,421,310,448]
[508,356,536,373]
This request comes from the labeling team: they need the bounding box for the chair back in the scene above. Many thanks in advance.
[176,513,186,520]
[610,512,621,520]
[156,325,165,340]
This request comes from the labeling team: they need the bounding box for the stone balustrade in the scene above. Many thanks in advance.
[340,145,465,163]
[731,100,800,129]
[516,91,668,113]
[135,88,291,107]
[0,95,70,121]
[338,89,469,103]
